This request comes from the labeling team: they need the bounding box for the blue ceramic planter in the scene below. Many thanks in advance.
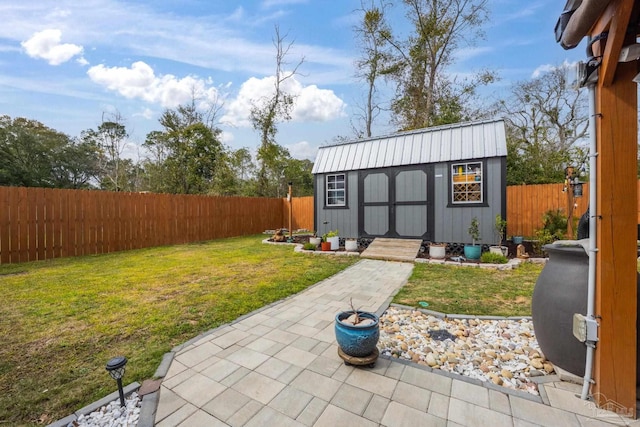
[335,311,380,357]
[463,244,481,260]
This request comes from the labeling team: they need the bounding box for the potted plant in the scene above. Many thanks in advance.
[309,232,321,246]
[334,299,379,366]
[321,233,332,251]
[429,242,447,259]
[463,217,482,260]
[325,229,340,250]
[345,238,358,252]
[489,214,508,256]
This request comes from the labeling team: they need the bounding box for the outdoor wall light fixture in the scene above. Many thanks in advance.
[572,179,583,197]
[563,166,583,198]
[105,356,128,407]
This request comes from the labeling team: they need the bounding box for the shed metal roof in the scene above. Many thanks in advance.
[312,119,507,174]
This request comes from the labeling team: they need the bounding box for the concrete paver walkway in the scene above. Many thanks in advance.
[153,259,639,427]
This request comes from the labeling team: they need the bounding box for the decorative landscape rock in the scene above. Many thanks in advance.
[378,307,553,395]
[69,392,140,427]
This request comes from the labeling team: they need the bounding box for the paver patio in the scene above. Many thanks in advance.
[153,259,639,426]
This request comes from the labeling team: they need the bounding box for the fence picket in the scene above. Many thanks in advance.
[0,188,9,264]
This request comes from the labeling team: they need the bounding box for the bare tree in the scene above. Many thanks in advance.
[498,65,589,185]
[249,25,305,196]
[81,111,130,191]
[381,0,495,130]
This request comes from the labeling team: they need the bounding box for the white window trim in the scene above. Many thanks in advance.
[326,173,346,207]
[451,162,483,204]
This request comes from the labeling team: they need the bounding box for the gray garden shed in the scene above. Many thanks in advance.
[311,118,508,245]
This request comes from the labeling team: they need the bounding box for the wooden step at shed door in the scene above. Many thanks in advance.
[360,238,422,262]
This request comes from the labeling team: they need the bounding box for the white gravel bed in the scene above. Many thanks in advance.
[69,392,140,427]
[379,307,554,395]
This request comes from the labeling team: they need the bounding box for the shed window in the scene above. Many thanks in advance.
[451,162,483,204]
[326,173,346,206]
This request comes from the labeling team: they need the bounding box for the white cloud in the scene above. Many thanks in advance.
[133,108,155,120]
[221,75,345,127]
[285,140,316,160]
[21,29,84,65]
[0,43,21,53]
[2,2,353,85]
[454,46,494,62]
[293,84,346,122]
[531,60,576,78]
[87,61,222,109]
[262,0,308,8]
[220,131,235,144]
[531,64,555,78]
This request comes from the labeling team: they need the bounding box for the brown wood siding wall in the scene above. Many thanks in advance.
[0,187,292,264]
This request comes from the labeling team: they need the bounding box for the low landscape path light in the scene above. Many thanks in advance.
[105,356,127,407]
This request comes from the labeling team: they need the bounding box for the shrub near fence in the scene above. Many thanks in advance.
[507,181,640,238]
[0,187,302,264]
[506,183,589,238]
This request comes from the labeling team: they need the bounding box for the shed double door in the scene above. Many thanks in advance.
[358,166,433,239]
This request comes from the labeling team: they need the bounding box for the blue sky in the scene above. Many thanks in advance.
[0,1,585,161]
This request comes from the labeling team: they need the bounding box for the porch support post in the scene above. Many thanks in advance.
[593,57,637,416]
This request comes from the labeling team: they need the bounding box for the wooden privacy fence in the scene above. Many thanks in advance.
[507,183,589,238]
[286,196,314,232]
[4,182,640,264]
[506,181,640,238]
[0,187,315,265]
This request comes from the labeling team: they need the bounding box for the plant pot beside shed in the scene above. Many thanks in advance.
[489,246,508,256]
[327,236,340,250]
[321,241,332,251]
[323,230,340,250]
[345,239,358,252]
[464,217,482,260]
[463,245,482,260]
[490,215,508,256]
[429,243,446,259]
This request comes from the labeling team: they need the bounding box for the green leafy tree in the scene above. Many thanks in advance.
[284,158,314,196]
[143,102,224,194]
[250,26,304,196]
[0,115,99,188]
[210,147,257,196]
[50,137,102,189]
[499,65,588,185]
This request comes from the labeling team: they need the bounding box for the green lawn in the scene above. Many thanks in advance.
[0,235,357,426]
[394,262,545,317]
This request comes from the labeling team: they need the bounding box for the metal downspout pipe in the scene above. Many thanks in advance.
[581,78,598,401]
